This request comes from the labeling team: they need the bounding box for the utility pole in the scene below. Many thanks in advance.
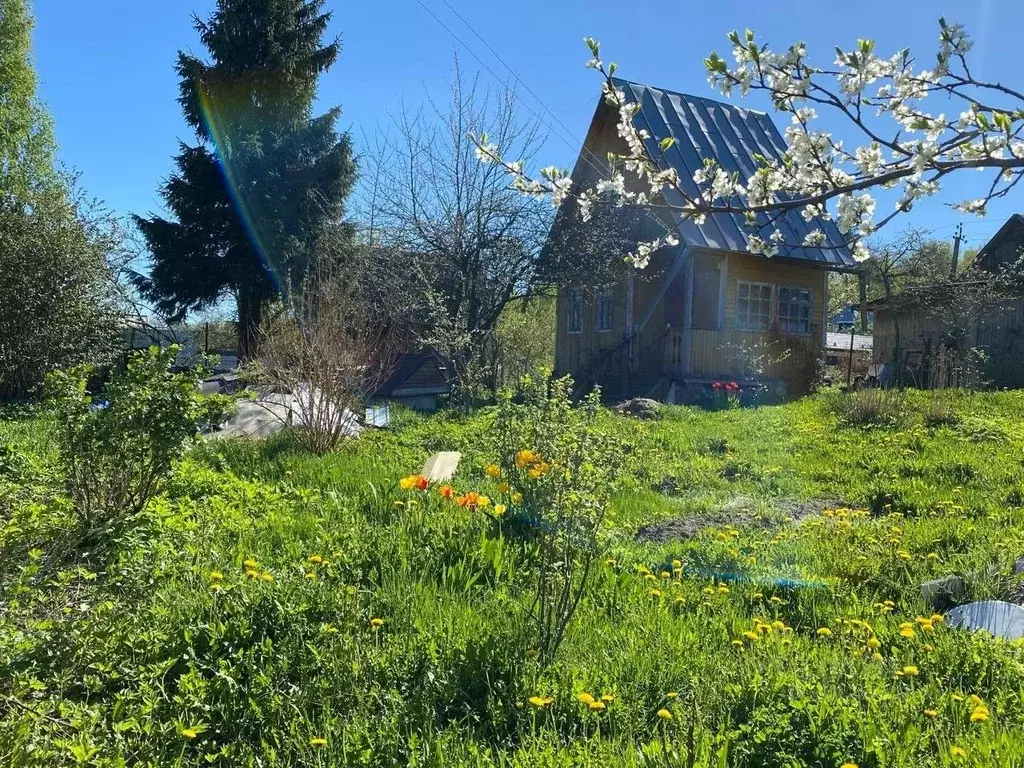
[950,223,963,278]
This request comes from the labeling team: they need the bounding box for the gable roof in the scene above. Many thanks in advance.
[612,78,857,269]
[976,213,1024,271]
[826,332,873,352]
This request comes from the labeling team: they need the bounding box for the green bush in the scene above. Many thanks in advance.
[44,345,231,547]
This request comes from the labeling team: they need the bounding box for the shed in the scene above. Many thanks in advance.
[370,350,451,411]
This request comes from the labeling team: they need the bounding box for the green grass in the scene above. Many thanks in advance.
[3,390,1024,766]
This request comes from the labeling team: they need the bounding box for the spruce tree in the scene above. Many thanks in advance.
[134,0,355,358]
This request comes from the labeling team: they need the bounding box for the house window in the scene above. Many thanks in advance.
[735,281,772,330]
[566,288,583,334]
[596,289,614,332]
[778,286,813,334]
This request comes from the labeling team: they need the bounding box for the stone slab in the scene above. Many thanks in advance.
[422,451,461,482]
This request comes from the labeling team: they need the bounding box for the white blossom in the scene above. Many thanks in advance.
[803,230,826,246]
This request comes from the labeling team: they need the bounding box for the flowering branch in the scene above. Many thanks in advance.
[474,20,1024,266]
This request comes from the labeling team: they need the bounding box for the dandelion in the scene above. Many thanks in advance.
[209,571,224,581]
[899,625,916,639]
[771,620,786,632]
[304,573,316,580]
[742,631,759,642]
[732,640,744,649]
[601,693,615,702]
[260,572,274,583]
[867,637,881,649]
[528,695,553,708]
[920,620,935,633]
[210,583,222,592]
[485,463,501,478]
[182,728,198,740]
[660,571,671,580]
[657,708,672,721]
[930,613,944,623]
[370,618,384,629]
[752,592,764,599]
[968,694,984,708]
[718,585,730,594]
[577,692,595,705]
[970,707,989,723]
[588,700,606,711]
[672,559,682,570]
[950,746,967,759]
[770,596,783,605]
[309,737,327,747]
[817,627,833,638]
[924,709,938,718]
[902,665,920,677]
[476,495,491,508]
[840,763,859,768]
[243,558,258,569]
[307,555,323,565]
[649,589,663,599]
[245,569,259,580]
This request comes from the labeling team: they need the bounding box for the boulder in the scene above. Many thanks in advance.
[921,575,967,612]
[614,398,661,420]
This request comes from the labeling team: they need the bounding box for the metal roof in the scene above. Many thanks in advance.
[826,332,873,352]
[613,78,857,269]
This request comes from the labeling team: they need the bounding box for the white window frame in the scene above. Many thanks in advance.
[596,289,614,332]
[777,285,813,335]
[566,288,583,334]
[735,280,773,331]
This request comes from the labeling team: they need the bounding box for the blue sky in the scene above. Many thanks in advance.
[32,0,1021,251]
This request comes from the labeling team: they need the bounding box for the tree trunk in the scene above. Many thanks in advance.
[237,290,263,362]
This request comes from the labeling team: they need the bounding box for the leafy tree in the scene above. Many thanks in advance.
[134,0,356,359]
[0,0,58,201]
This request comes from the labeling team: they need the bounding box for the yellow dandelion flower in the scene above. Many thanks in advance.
[209,571,224,581]
[477,495,490,508]
[601,693,615,702]
[968,694,984,708]
[899,626,916,639]
[245,569,259,579]
[309,737,327,747]
[577,692,595,705]
[742,631,759,642]
[770,596,782,605]
[970,707,989,723]
[752,592,764,599]
[369,617,385,629]
[243,558,258,569]
[588,700,606,711]
[732,639,744,649]
[528,695,553,708]
[867,637,881,649]
[672,559,682,570]
[660,571,671,580]
[920,620,934,633]
[485,463,501,478]
[260,572,274,583]
[182,728,198,740]
[307,555,323,564]
[902,665,919,677]
[950,746,967,759]
[840,763,859,768]
[930,613,944,623]
[210,583,222,592]
[816,627,833,637]
[304,573,317,580]
[665,692,678,699]
[924,709,938,718]
[656,708,672,721]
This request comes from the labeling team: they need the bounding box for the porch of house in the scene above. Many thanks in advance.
[659,327,818,401]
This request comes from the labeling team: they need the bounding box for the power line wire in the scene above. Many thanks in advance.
[412,0,610,182]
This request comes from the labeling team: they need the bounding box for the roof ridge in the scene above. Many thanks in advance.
[610,77,769,116]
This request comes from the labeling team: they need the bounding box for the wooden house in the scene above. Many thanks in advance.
[870,214,1024,388]
[548,80,857,400]
[369,349,451,411]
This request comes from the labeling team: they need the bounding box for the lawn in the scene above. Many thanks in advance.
[2,389,1024,766]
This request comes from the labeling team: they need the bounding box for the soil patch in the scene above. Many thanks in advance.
[635,496,847,544]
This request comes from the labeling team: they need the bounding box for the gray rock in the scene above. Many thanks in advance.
[422,452,461,482]
[921,575,967,611]
[946,600,1024,641]
[614,398,661,420]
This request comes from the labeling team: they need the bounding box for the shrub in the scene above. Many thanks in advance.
[45,345,231,547]
[829,388,906,426]
[491,374,631,664]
